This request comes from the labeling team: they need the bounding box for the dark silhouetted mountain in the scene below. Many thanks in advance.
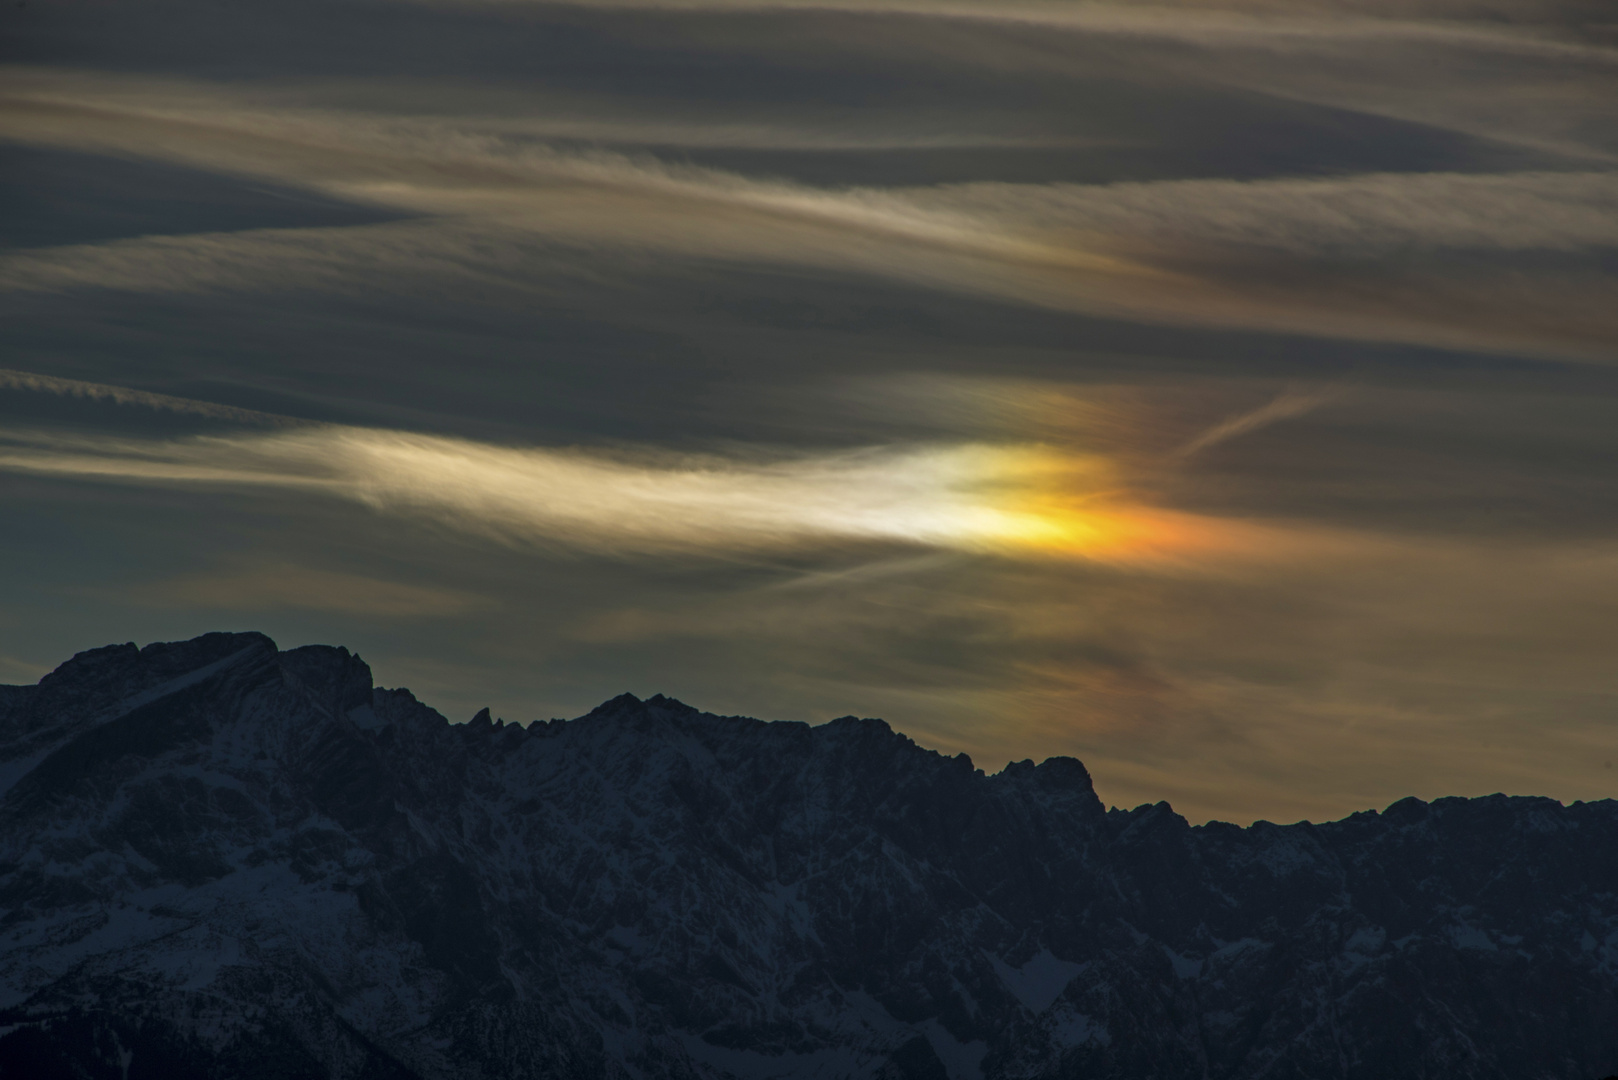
[1,633,1615,1079]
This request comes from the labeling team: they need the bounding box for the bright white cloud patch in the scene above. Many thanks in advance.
[0,422,1256,563]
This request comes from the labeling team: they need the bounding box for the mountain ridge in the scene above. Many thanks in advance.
[1,632,1615,1079]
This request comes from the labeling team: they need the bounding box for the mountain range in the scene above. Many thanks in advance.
[1,631,1615,1079]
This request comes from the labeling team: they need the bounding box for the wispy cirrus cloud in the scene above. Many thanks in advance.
[5,73,1614,361]
[413,0,1618,58]
[0,366,1324,566]
[7,0,1618,826]
[123,562,492,617]
[0,422,1273,564]
[1176,386,1343,459]
[0,368,293,427]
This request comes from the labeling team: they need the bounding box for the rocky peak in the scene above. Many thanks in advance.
[0,631,1614,1080]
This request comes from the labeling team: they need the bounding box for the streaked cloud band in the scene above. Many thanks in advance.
[0,423,1219,561]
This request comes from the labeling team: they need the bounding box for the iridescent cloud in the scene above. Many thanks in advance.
[0,420,1273,564]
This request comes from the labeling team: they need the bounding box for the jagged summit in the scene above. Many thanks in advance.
[6,635,1051,792]
[1,632,1615,1080]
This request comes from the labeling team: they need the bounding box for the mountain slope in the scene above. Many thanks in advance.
[1,632,1614,1079]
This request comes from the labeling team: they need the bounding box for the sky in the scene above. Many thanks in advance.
[2,0,1616,823]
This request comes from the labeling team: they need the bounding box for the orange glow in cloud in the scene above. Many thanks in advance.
[938,445,1255,563]
[0,413,1269,566]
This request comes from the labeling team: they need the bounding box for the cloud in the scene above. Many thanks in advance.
[6,0,1618,829]
[0,421,1268,563]
[502,519,1618,824]
[1176,386,1342,459]
[415,0,1618,61]
[0,368,294,427]
[122,563,491,617]
[6,74,1614,363]
[16,74,1616,258]
[915,172,1618,258]
[0,656,51,685]
[0,84,1116,271]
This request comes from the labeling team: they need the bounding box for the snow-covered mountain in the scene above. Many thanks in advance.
[1,632,1615,1079]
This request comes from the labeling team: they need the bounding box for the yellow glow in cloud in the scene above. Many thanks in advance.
[0,424,1249,563]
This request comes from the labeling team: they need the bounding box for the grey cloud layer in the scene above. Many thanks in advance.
[3,0,1615,823]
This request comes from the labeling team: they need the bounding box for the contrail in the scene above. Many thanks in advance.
[1175,386,1342,459]
[0,368,298,427]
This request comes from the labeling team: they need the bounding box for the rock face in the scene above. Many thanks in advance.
[1,632,1615,1080]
